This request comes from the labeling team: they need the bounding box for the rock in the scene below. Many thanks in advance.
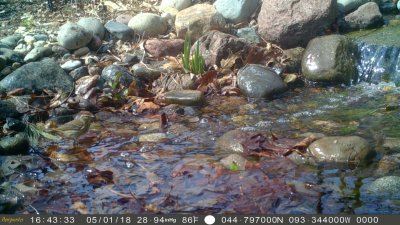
[220,154,248,170]
[0,35,22,49]
[302,35,357,83]
[237,64,287,98]
[139,133,167,142]
[33,34,48,42]
[258,0,337,49]
[128,13,167,38]
[57,22,93,50]
[73,47,90,57]
[131,63,161,82]
[0,186,24,213]
[61,59,82,71]
[160,0,192,11]
[104,20,134,41]
[0,48,24,64]
[398,0,400,10]
[375,153,400,175]
[283,47,305,73]
[215,129,247,156]
[175,4,226,41]
[87,35,102,51]
[308,136,374,165]
[0,67,12,78]
[23,46,52,63]
[0,133,30,155]
[345,2,383,29]
[121,53,141,65]
[144,38,184,57]
[69,66,89,81]
[0,58,74,93]
[77,17,105,40]
[164,90,204,106]
[33,40,46,48]
[0,100,21,121]
[196,30,268,67]
[13,42,33,55]
[115,14,132,25]
[214,0,260,23]
[75,75,99,96]
[101,64,137,87]
[337,0,373,13]
[52,45,70,57]
[367,176,400,197]
[378,0,396,13]
[236,27,261,44]
[0,56,5,71]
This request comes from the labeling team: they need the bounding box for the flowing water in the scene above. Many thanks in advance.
[5,80,400,214]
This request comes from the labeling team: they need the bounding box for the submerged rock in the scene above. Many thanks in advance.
[164,90,204,106]
[0,133,30,155]
[215,129,246,156]
[302,35,357,84]
[308,136,374,166]
[366,176,400,198]
[237,64,287,98]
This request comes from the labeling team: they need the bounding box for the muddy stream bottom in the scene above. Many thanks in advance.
[6,82,400,214]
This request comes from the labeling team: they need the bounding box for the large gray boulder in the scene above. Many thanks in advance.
[302,35,357,84]
[128,13,168,38]
[0,58,74,93]
[77,17,105,40]
[214,0,261,23]
[238,64,287,98]
[258,0,337,49]
[57,22,93,50]
[308,136,374,165]
[344,2,383,29]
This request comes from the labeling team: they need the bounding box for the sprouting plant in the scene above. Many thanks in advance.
[107,71,128,101]
[182,32,205,75]
[228,162,240,171]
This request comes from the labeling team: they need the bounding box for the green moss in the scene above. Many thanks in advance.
[347,26,400,48]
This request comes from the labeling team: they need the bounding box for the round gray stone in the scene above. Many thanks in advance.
[77,17,105,40]
[104,20,134,41]
[57,22,93,50]
[24,46,52,63]
[128,13,168,38]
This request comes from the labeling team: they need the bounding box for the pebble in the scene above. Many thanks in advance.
[164,90,205,106]
[73,47,90,57]
[61,60,83,71]
[139,133,167,142]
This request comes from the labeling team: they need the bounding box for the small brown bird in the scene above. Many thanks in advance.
[52,111,95,146]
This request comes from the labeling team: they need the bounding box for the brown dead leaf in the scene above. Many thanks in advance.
[87,170,114,189]
[161,56,182,72]
[197,70,217,92]
[71,201,88,214]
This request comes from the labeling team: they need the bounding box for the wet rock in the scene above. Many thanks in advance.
[215,129,246,156]
[101,64,137,87]
[128,13,168,38]
[131,63,161,82]
[139,133,167,142]
[0,48,24,64]
[258,0,337,48]
[0,133,30,155]
[0,186,25,213]
[0,58,74,93]
[236,27,260,44]
[23,46,52,63]
[104,20,134,41]
[144,39,184,57]
[375,153,400,175]
[308,136,374,165]
[115,14,132,25]
[73,47,90,57]
[0,100,21,121]
[61,59,82,71]
[378,0,396,13]
[237,64,287,98]
[214,0,260,23]
[175,4,226,41]
[302,35,357,84]
[75,75,99,96]
[366,176,400,198]
[345,2,383,29]
[57,22,93,50]
[220,154,248,170]
[164,90,204,106]
[69,66,89,81]
[160,0,192,11]
[77,17,105,40]
[0,35,22,49]
[283,47,305,73]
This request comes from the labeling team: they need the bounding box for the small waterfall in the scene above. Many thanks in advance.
[356,41,400,85]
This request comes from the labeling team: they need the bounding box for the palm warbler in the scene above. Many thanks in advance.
[52,111,95,146]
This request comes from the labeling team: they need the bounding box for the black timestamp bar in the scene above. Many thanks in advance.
[0,214,397,225]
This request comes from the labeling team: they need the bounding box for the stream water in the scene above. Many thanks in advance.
[6,79,399,214]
